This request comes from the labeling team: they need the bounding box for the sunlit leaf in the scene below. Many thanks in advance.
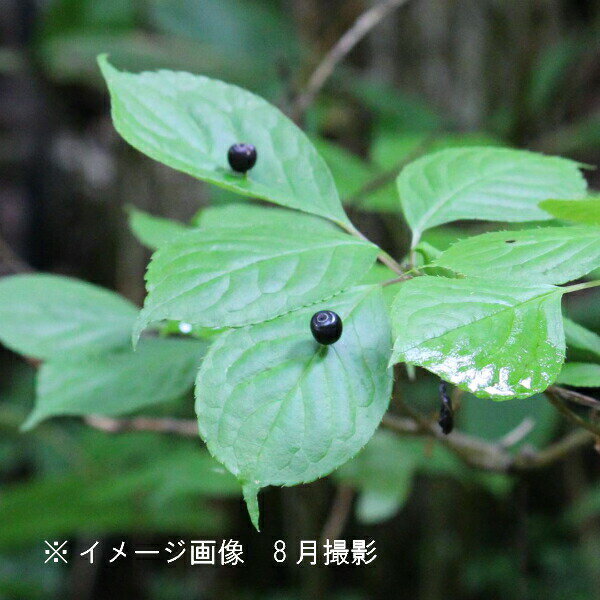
[128,207,189,250]
[389,276,566,399]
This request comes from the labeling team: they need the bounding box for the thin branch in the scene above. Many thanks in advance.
[346,225,405,275]
[292,0,411,121]
[500,418,536,449]
[84,415,198,437]
[382,273,415,287]
[549,385,600,410]
[545,390,600,438]
[320,485,355,543]
[511,429,594,470]
[345,135,437,209]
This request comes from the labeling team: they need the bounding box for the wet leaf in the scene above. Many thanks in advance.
[389,276,566,399]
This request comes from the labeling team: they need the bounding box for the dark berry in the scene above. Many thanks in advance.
[228,143,257,173]
[438,381,454,435]
[310,310,342,345]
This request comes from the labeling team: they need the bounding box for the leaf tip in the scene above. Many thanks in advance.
[20,412,41,432]
[242,482,261,532]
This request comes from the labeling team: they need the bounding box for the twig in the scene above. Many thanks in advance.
[382,273,413,287]
[545,390,600,438]
[320,485,355,543]
[84,415,198,437]
[292,0,412,121]
[548,385,600,410]
[383,403,595,474]
[345,135,437,209]
[500,418,536,449]
[511,430,594,470]
[345,224,405,275]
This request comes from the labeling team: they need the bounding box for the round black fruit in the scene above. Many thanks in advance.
[227,143,257,173]
[310,310,342,345]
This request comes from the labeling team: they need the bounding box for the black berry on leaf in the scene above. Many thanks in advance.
[228,143,257,173]
[438,381,454,435]
[310,310,342,345]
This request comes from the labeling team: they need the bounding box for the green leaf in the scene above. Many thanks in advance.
[540,196,600,226]
[556,362,600,387]
[128,207,190,249]
[193,202,337,233]
[135,224,378,338]
[0,274,137,360]
[436,226,600,284]
[564,318,600,359]
[98,56,351,227]
[23,338,206,429]
[397,147,587,246]
[389,276,566,399]
[195,286,392,528]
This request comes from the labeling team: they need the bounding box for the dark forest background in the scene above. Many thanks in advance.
[0,1,599,599]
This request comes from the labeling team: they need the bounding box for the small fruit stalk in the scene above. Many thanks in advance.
[310,310,343,345]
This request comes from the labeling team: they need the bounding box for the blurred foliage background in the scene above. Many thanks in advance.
[0,0,599,598]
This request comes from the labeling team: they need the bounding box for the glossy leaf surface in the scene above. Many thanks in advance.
[389,276,566,399]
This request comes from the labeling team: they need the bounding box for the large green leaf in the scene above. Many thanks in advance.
[556,362,600,387]
[23,338,206,429]
[436,226,600,284]
[0,274,137,360]
[540,196,600,226]
[134,224,378,338]
[195,286,392,529]
[128,207,190,249]
[98,56,351,227]
[389,276,566,399]
[564,318,600,359]
[397,147,587,246]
